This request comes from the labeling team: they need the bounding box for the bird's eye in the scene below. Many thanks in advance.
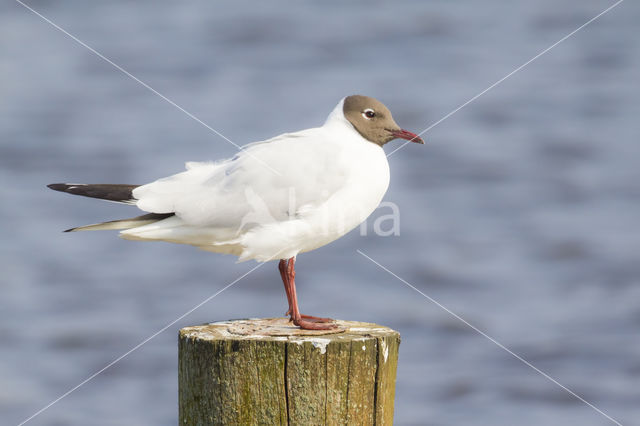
[363,109,376,119]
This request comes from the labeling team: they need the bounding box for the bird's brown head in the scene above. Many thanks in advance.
[342,95,424,146]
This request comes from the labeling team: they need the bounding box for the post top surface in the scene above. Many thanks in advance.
[180,317,399,343]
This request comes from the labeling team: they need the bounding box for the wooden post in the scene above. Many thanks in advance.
[179,318,400,425]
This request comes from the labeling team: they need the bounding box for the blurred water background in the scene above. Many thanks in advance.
[1,1,639,424]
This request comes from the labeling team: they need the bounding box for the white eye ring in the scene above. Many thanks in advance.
[362,109,376,119]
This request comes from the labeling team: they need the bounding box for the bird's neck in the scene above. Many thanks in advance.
[323,98,348,127]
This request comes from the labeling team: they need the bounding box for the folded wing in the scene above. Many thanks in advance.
[132,128,348,234]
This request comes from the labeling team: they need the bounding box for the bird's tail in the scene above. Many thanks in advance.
[64,213,174,232]
[47,183,138,204]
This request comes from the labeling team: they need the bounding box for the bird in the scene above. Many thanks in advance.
[48,95,423,330]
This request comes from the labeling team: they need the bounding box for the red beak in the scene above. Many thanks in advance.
[390,128,424,144]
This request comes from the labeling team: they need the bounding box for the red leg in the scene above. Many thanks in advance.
[279,259,293,316]
[281,257,336,330]
[280,259,330,321]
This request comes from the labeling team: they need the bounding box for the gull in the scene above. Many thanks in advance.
[48,95,423,330]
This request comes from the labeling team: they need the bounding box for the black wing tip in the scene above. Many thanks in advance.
[48,183,68,191]
[63,228,75,233]
[48,183,85,192]
[46,183,137,203]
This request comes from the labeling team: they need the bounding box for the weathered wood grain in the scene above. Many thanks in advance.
[179,318,400,425]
